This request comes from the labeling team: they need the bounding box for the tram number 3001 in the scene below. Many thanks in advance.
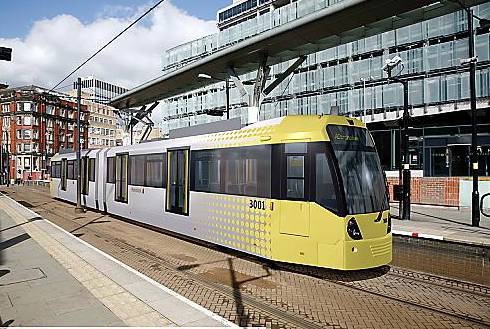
[249,200,273,211]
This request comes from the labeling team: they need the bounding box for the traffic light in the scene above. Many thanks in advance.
[0,47,12,61]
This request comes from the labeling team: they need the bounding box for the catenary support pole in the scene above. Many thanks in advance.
[468,9,480,227]
[75,77,83,213]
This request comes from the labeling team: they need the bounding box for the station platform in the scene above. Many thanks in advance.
[391,203,490,247]
[0,194,236,327]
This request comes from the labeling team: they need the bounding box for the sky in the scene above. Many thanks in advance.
[0,0,230,91]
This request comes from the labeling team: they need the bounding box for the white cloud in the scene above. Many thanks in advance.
[0,1,217,91]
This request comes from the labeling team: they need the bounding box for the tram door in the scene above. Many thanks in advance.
[166,149,189,215]
[61,158,67,191]
[115,153,128,203]
[280,142,310,237]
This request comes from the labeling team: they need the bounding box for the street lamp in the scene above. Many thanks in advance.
[197,73,230,119]
[383,55,411,220]
[457,0,490,228]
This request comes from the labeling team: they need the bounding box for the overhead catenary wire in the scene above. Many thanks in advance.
[50,0,166,92]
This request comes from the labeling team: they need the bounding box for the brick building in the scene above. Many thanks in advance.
[0,85,89,183]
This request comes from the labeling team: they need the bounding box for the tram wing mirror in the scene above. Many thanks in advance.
[481,193,490,218]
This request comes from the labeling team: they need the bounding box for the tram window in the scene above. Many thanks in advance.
[315,153,339,212]
[107,157,115,183]
[51,161,61,178]
[286,155,305,199]
[115,154,128,203]
[191,146,271,197]
[81,157,89,195]
[67,160,75,180]
[89,158,96,182]
[193,150,221,193]
[146,153,166,188]
[129,155,146,186]
[223,146,271,197]
[287,156,304,178]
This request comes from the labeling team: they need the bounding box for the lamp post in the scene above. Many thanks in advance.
[456,1,490,227]
[384,56,410,220]
[197,74,230,119]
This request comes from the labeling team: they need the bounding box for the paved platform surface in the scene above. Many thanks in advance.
[391,203,490,246]
[0,194,235,327]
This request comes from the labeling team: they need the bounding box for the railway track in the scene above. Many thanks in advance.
[322,277,490,328]
[278,263,490,327]
[3,187,490,329]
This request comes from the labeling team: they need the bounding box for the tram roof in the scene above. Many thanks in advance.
[110,0,483,110]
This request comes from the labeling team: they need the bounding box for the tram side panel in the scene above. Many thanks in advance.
[189,192,275,260]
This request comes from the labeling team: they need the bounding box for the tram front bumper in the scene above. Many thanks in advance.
[318,233,392,270]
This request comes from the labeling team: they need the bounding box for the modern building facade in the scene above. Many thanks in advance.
[158,0,490,178]
[75,76,128,104]
[0,85,89,182]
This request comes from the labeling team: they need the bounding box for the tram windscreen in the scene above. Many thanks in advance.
[327,125,388,214]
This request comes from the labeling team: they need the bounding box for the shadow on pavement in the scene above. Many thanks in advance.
[69,215,111,235]
[0,217,41,233]
[0,319,15,327]
[0,233,31,252]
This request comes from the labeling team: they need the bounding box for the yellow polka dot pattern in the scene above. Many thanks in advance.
[197,127,276,149]
[198,194,273,258]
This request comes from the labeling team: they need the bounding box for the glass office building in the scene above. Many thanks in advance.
[159,0,490,177]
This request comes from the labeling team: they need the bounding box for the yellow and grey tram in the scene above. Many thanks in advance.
[50,115,391,270]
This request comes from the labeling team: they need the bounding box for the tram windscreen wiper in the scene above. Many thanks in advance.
[327,125,389,215]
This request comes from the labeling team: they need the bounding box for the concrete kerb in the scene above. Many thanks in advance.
[0,193,238,328]
[392,229,490,247]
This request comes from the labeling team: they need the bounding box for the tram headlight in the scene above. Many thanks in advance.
[387,213,392,234]
[347,218,363,240]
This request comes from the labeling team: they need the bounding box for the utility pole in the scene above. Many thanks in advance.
[468,9,480,227]
[75,78,83,213]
